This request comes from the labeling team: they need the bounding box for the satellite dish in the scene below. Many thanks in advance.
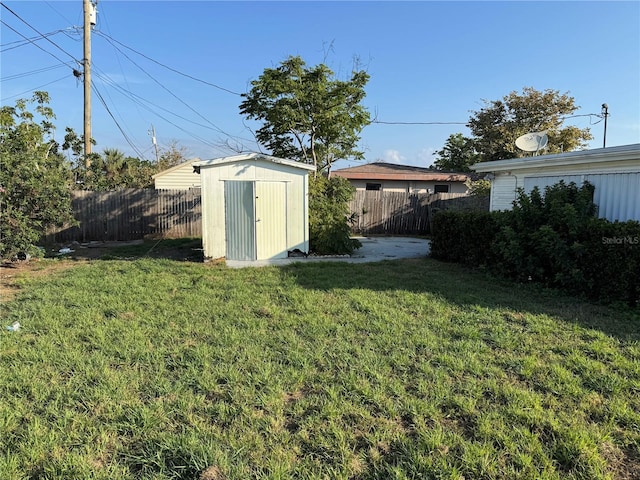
[515,131,548,153]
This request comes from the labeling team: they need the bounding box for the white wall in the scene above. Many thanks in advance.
[348,179,468,194]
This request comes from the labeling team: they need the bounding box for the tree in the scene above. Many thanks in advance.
[433,133,479,172]
[309,175,361,254]
[239,56,371,174]
[0,92,75,259]
[79,148,156,190]
[157,140,189,171]
[468,87,593,162]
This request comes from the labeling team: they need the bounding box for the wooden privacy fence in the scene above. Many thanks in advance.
[47,189,488,242]
[47,189,202,242]
[348,191,489,235]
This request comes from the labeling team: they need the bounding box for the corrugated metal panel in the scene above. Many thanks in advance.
[523,173,640,222]
[256,182,287,259]
[490,175,518,211]
[224,181,255,261]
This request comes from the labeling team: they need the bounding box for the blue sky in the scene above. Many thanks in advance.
[2,1,639,170]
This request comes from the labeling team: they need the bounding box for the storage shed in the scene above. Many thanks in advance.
[194,153,316,261]
[471,144,640,222]
[153,158,201,190]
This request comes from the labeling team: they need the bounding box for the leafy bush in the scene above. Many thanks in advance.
[431,181,640,306]
[0,93,75,260]
[309,175,361,255]
[431,210,500,266]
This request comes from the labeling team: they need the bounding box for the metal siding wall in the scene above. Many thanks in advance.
[224,181,256,261]
[490,175,518,211]
[523,173,640,222]
[256,182,287,259]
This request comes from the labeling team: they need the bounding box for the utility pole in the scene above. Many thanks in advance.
[83,0,96,165]
[149,125,160,163]
[601,103,609,148]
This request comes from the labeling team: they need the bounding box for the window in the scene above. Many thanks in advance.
[434,184,449,193]
[366,183,382,191]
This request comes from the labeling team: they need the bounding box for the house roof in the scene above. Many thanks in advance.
[471,143,640,173]
[194,153,316,171]
[331,162,470,182]
[152,158,201,179]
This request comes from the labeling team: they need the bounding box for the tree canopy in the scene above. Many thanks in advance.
[239,56,371,174]
[432,133,479,172]
[0,92,75,258]
[467,87,593,162]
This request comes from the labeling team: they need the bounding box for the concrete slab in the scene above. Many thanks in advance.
[225,236,430,268]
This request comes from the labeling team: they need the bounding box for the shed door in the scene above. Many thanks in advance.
[224,181,256,261]
[256,182,287,260]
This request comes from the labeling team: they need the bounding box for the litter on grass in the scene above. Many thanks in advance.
[6,322,20,332]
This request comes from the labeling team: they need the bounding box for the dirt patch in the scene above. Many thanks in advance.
[0,259,82,303]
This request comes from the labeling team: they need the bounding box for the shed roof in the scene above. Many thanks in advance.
[152,158,201,179]
[194,153,316,171]
[471,143,640,173]
[331,162,469,182]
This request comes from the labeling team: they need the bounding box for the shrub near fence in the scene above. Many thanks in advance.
[46,189,202,242]
[431,182,640,307]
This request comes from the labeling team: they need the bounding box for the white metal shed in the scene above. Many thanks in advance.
[194,153,316,261]
[471,144,640,222]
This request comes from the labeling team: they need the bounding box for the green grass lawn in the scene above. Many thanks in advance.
[0,249,638,479]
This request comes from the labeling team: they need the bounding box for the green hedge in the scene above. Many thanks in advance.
[431,181,640,306]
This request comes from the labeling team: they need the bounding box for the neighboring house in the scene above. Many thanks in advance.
[471,143,640,222]
[331,162,470,194]
[194,153,315,262]
[152,158,201,190]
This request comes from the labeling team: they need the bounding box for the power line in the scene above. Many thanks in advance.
[94,32,247,145]
[92,68,240,154]
[0,2,79,63]
[2,63,67,81]
[92,83,147,160]
[94,30,241,96]
[1,75,69,102]
[0,28,68,51]
[0,20,75,68]
[373,120,467,125]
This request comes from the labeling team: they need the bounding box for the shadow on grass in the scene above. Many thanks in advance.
[280,257,640,343]
[48,238,205,263]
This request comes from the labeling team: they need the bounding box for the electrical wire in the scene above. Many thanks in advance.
[92,68,240,153]
[92,83,147,160]
[0,28,69,51]
[94,30,242,96]
[44,1,75,26]
[2,63,68,81]
[0,20,76,68]
[94,32,240,141]
[1,75,69,102]
[373,120,467,125]
[92,67,255,144]
[1,3,79,63]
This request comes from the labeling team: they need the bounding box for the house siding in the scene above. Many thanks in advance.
[153,160,201,190]
[476,144,640,222]
[489,174,518,211]
[523,172,640,222]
